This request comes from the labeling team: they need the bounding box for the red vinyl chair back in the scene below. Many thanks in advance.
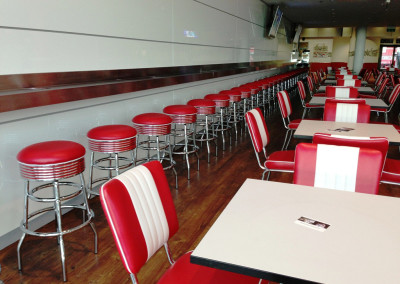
[312,133,388,163]
[100,161,179,276]
[325,86,359,98]
[323,102,370,123]
[325,98,366,105]
[100,161,262,283]
[376,77,389,98]
[297,81,307,103]
[294,143,384,194]
[336,79,362,87]
[245,108,270,153]
[306,76,315,93]
[387,84,400,106]
[277,90,293,119]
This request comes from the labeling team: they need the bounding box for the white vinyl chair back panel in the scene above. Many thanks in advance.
[343,79,355,87]
[115,165,170,261]
[335,103,358,123]
[314,144,359,192]
[250,109,269,148]
[335,88,350,98]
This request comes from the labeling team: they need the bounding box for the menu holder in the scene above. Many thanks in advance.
[328,127,354,133]
[295,216,330,232]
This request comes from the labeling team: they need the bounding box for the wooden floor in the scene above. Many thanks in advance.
[1,93,400,284]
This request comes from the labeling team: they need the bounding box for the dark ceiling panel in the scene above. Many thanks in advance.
[262,0,400,27]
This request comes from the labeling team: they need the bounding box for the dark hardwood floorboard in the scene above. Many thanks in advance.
[1,88,400,283]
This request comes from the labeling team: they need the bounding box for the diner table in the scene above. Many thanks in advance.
[308,97,388,109]
[316,85,374,94]
[190,179,400,283]
[322,79,368,86]
[293,120,400,145]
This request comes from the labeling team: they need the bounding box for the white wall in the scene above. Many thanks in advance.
[0,0,292,247]
[0,0,289,75]
[332,37,350,62]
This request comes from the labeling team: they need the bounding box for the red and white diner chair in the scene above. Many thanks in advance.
[297,81,323,118]
[370,84,400,123]
[100,161,264,284]
[336,79,362,87]
[306,75,317,96]
[311,133,400,187]
[336,74,358,80]
[277,90,306,150]
[245,108,295,180]
[360,77,389,99]
[325,86,359,98]
[323,102,371,123]
[294,143,384,194]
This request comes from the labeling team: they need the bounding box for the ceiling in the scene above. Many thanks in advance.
[261,0,400,28]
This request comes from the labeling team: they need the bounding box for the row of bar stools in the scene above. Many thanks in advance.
[132,113,178,188]
[204,94,231,151]
[16,140,98,282]
[87,124,137,196]
[187,99,217,163]
[163,105,199,180]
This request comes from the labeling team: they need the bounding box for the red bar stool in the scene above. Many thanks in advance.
[163,105,199,180]
[204,94,231,150]
[16,140,97,282]
[87,124,137,196]
[187,99,217,163]
[220,90,242,141]
[132,113,177,188]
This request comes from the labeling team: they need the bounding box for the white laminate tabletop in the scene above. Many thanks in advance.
[191,179,400,283]
[308,97,388,108]
[317,86,374,94]
[293,120,400,145]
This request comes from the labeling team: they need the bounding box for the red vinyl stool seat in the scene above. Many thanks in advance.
[163,105,200,180]
[87,124,137,196]
[187,99,218,163]
[16,140,97,282]
[132,113,177,188]
[204,94,232,150]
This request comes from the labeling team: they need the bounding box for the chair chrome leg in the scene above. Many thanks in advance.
[282,130,290,151]
[285,130,294,150]
[302,108,307,119]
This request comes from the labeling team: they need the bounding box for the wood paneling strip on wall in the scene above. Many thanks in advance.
[0,61,295,113]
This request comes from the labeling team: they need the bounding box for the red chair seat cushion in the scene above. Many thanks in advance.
[313,93,326,97]
[265,150,295,171]
[158,252,262,284]
[132,113,172,125]
[17,141,85,165]
[87,125,137,140]
[288,119,302,129]
[382,158,400,184]
[163,105,197,115]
